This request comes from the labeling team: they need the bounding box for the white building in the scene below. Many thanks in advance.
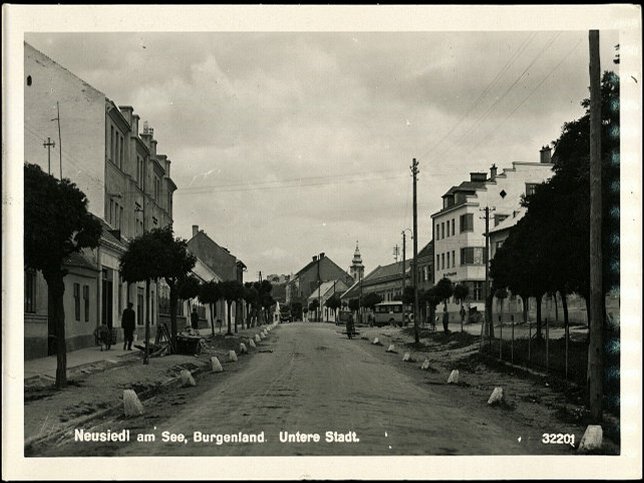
[430,148,554,312]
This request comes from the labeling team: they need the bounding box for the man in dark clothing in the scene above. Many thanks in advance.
[121,302,136,350]
[190,307,199,330]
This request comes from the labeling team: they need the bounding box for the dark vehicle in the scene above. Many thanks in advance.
[280,308,292,323]
[337,310,352,326]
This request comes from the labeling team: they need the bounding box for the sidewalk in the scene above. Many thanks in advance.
[24,322,278,452]
[25,345,140,383]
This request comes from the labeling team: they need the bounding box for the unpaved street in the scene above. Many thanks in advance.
[48,323,582,456]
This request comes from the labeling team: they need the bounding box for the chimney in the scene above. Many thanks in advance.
[320,252,325,259]
[490,164,497,180]
[132,114,140,136]
[192,225,199,237]
[540,145,552,164]
[119,106,133,126]
[470,172,487,182]
[312,256,318,262]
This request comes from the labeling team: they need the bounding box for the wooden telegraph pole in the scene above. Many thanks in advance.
[588,29,603,423]
[402,230,407,326]
[411,158,420,344]
[43,137,55,175]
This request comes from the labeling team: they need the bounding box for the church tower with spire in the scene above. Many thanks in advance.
[349,241,365,282]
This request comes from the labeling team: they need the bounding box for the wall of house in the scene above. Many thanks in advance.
[187,233,238,281]
[24,42,106,218]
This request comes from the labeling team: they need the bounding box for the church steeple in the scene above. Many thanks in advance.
[350,241,365,282]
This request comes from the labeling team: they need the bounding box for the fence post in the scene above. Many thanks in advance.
[499,315,503,360]
[545,316,549,374]
[511,314,515,364]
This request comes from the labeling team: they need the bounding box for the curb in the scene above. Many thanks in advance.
[24,357,212,452]
[24,327,279,452]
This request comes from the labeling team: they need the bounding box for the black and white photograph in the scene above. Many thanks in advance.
[2,4,642,480]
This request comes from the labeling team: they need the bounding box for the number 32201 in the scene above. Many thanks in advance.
[542,433,575,447]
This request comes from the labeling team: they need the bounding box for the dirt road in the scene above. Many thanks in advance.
[45,323,583,456]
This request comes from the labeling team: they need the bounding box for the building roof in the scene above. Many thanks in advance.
[416,240,434,259]
[488,208,526,235]
[63,251,99,272]
[442,180,487,198]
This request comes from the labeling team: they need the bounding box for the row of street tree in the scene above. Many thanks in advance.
[24,163,275,386]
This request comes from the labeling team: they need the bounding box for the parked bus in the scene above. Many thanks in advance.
[373,301,412,327]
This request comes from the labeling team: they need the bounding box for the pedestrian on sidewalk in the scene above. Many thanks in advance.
[121,302,135,350]
[190,307,199,330]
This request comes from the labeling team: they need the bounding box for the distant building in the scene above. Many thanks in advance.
[348,242,365,282]
[285,253,354,309]
[306,279,349,323]
[430,151,554,312]
[186,225,247,327]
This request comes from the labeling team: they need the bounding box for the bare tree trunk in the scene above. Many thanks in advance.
[210,302,215,338]
[536,293,543,340]
[562,292,570,379]
[144,279,150,365]
[226,301,233,335]
[45,270,67,388]
[169,285,178,352]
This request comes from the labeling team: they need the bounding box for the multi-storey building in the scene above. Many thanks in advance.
[24,42,177,358]
[430,148,554,313]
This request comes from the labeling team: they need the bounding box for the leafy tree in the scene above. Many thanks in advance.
[325,294,342,320]
[243,283,259,327]
[178,275,201,314]
[290,301,303,321]
[259,280,274,325]
[308,299,319,313]
[434,277,454,332]
[423,286,442,330]
[142,226,196,347]
[348,298,360,314]
[220,280,244,335]
[362,292,383,311]
[199,280,222,337]
[24,164,102,387]
[401,286,415,305]
[453,283,470,331]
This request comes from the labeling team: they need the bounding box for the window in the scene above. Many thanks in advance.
[473,282,483,300]
[441,222,446,238]
[460,213,474,232]
[109,199,114,225]
[154,176,160,201]
[119,135,124,169]
[74,283,81,321]
[447,252,450,268]
[526,183,538,197]
[119,206,123,231]
[25,269,36,313]
[27,75,32,86]
[110,126,115,162]
[83,285,90,322]
[441,253,445,270]
[452,250,456,267]
[461,247,485,265]
[451,219,455,236]
[494,214,509,227]
[435,224,440,239]
[436,255,440,268]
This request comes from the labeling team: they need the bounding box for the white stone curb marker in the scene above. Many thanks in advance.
[211,357,223,373]
[254,334,261,343]
[180,369,196,387]
[447,370,460,384]
[386,344,395,353]
[239,343,248,354]
[228,350,238,362]
[123,389,144,417]
[372,337,380,345]
[420,359,430,371]
[578,425,603,452]
[402,352,412,362]
[249,339,256,349]
[487,387,504,405]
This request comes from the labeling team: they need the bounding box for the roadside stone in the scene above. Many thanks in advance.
[578,425,603,452]
[180,369,196,387]
[402,352,412,362]
[210,357,223,373]
[487,387,504,405]
[372,337,381,345]
[239,343,248,354]
[447,370,460,384]
[259,333,266,340]
[249,339,256,349]
[386,344,396,353]
[254,334,261,343]
[228,350,238,362]
[420,359,430,370]
[123,389,144,417]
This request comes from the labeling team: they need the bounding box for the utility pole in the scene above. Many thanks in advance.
[411,158,420,344]
[393,244,400,263]
[51,101,63,178]
[402,230,407,325]
[588,29,603,423]
[478,206,495,346]
[43,137,55,175]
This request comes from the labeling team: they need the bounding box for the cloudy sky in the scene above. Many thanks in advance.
[25,28,619,279]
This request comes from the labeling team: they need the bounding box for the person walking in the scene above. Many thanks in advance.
[121,302,136,350]
[190,306,200,330]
